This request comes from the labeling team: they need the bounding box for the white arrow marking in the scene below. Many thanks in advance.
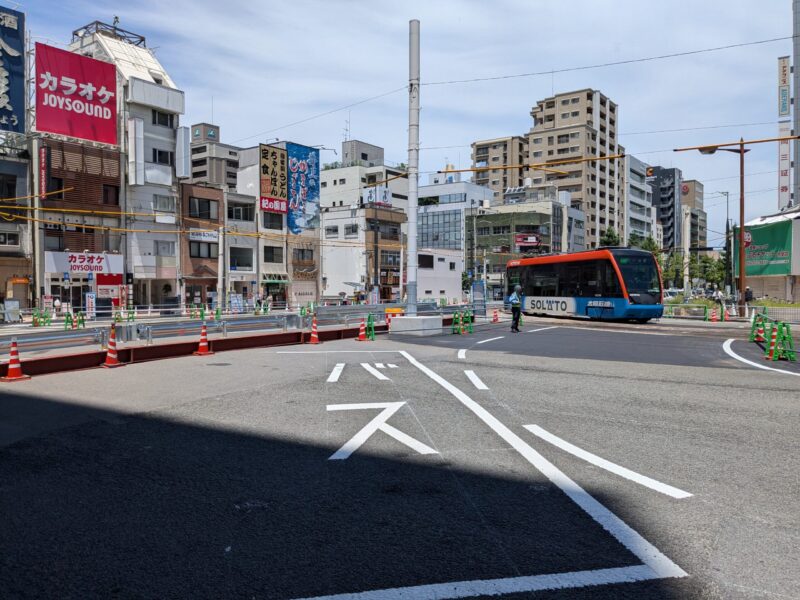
[375,362,386,369]
[326,401,438,460]
[360,363,390,381]
[524,424,692,499]
[326,363,345,383]
[387,364,398,369]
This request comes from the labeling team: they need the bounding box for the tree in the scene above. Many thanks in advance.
[461,271,470,291]
[628,233,643,248]
[599,227,620,247]
[640,236,659,253]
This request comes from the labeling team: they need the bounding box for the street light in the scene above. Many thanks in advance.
[674,135,800,315]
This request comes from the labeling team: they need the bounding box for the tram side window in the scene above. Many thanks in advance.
[527,264,558,297]
[601,260,623,297]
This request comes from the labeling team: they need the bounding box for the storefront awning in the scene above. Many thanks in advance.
[263,273,289,285]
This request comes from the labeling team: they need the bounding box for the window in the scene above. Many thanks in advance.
[380,250,400,266]
[321,181,327,188]
[192,158,207,168]
[49,176,64,199]
[418,254,434,269]
[533,151,542,158]
[492,225,510,235]
[151,109,174,128]
[571,111,579,117]
[361,152,368,160]
[102,184,119,205]
[491,156,499,162]
[189,197,218,219]
[189,242,218,258]
[477,227,490,235]
[226,160,238,169]
[557,134,569,144]
[45,234,63,251]
[155,241,175,256]
[229,247,254,271]
[449,261,456,271]
[571,97,580,104]
[437,257,445,262]
[227,204,254,221]
[345,224,359,237]
[338,179,346,185]
[191,146,206,155]
[325,225,339,238]
[0,173,15,198]
[264,246,283,263]
[293,248,314,262]
[0,232,19,246]
[152,148,174,166]
[263,212,283,229]
[561,112,569,119]
[152,195,175,212]
[193,170,207,178]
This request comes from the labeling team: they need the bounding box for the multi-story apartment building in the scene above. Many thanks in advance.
[224,191,259,301]
[189,123,239,191]
[527,89,625,247]
[0,154,32,308]
[320,203,406,301]
[180,182,223,307]
[40,139,124,311]
[70,21,189,306]
[680,179,708,249]
[650,166,682,250]
[624,155,657,244]
[470,136,528,199]
[417,248,464,303]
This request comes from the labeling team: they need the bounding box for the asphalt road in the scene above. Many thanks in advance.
[0,320,798,599]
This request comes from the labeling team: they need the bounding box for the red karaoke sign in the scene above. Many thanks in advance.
[35,43,117,145]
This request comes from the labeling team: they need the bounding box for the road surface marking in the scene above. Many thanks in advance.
[399,350,687,586]
[723,339,800,377]
[457,349,467,359]
[292,565,666,600]
[523,424,692,499]
[326,363,345,383]
[375,363,386,369]
[326,401,438,460]
[361,363,390,381]
[475,336,504,345]
[277,350,399,354]
[464,370,488,390]
[526,326,558,333]
[387,364,398,369]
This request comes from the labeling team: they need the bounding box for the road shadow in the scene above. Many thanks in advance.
[0,391,700,599]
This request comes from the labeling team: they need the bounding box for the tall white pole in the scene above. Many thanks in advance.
[406,19,420,315]
[682,205,691,296]
[794,0,800,208]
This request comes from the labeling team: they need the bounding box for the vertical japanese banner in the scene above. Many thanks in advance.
[286,143,319,234]
[259,143,288,214]
[778,120,791,211]
[39,145,49,200]
[0,6,25,133]
[35,42,117,145]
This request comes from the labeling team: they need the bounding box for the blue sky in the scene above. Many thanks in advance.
[23,0,795,247]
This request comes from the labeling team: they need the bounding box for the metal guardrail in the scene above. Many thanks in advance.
[0,328,104,354]
[663,304,709,320]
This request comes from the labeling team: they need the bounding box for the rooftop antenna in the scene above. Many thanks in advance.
[343,111,351,142]
[113,15,119,27]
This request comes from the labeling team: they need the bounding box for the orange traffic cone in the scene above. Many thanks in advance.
[724,307,731,321]
[103,324,123,368]
[72,312,77,330]
[765,325,778,360]
[492,308,499,323]
[356,318,367,342]
[755,321,766,343]
[710,308,718,322]
[309,315,320,345]
[386,313,392,331]
[193,322,214,356]
[1,338,30,382]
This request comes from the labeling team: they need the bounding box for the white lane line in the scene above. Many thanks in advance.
[526,326,558,333]
[524,424,692,499]
[475,336,504,345]
[277,350,399,354]
[399,350,687,583]
[387,364,398,369]
[360,362,390,381]
[723,339,800,377]
[375,363,386,369]
[464,370,489,390]
[292,565,660,600]
[457,349,467,360]
[326,363,345,383]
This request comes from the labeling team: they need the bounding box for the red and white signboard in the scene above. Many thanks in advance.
[35,42,117,145]
[44,251,124,274]
[260,197,288,213]
[515,234,540,246]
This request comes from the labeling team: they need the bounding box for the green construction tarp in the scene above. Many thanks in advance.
[734,220,792,276]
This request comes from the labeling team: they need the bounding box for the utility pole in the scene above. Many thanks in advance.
[794,0,800,208]
[406,19,420,315]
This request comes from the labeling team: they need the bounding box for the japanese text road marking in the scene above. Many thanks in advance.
[326,402,438,460]
[524,424,692,499]
[361,363,390,381]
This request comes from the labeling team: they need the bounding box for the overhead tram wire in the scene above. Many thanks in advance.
[422,35,793,86]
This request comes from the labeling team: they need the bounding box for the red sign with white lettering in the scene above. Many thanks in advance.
[35,43,117,145]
